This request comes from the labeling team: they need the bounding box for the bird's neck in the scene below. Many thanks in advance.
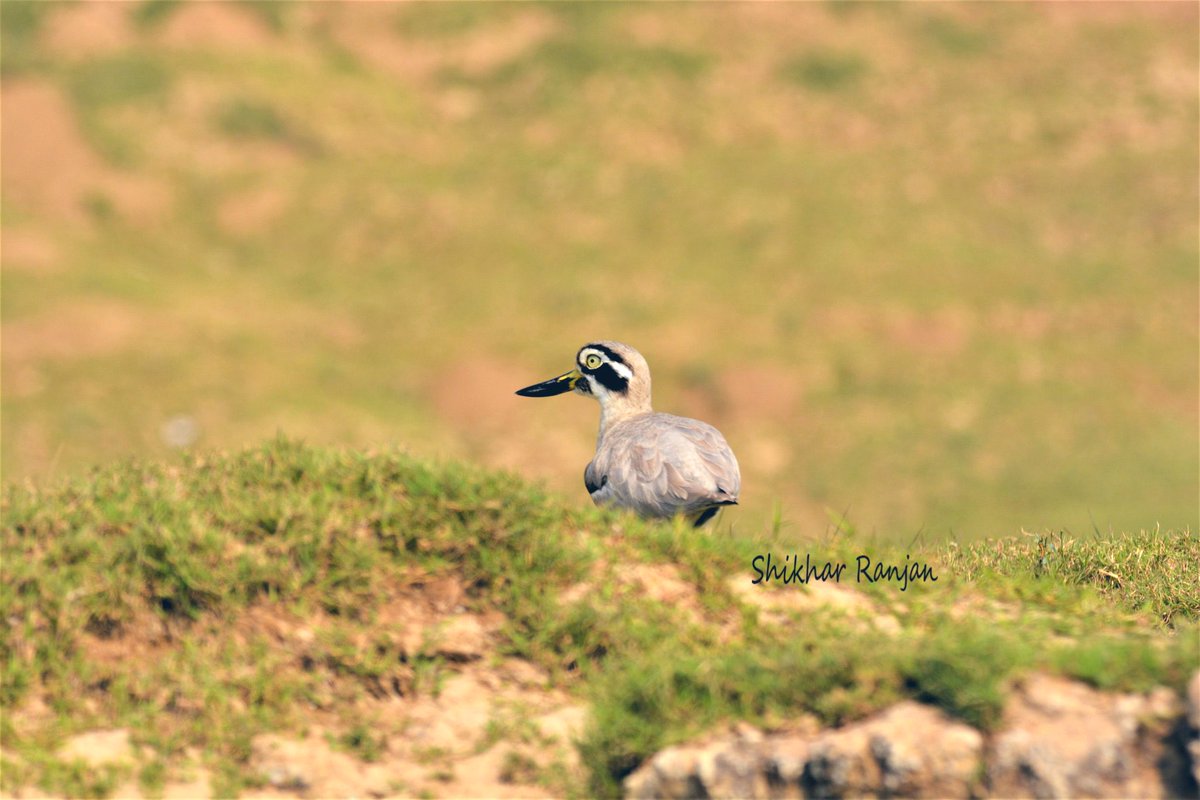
[597,396,652,440]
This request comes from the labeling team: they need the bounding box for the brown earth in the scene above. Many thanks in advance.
[5,558,863,798]
[1,573,587,800]
[40,1,135,60]
[5,565,1197,798]
[0,80,172,226]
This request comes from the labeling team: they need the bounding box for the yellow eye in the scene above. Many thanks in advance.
[585,354,602,369]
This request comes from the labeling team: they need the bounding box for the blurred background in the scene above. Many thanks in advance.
[1,1,1196,541]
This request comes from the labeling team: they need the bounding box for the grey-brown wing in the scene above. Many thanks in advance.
[683,418,741,502]
[609,416,740,518]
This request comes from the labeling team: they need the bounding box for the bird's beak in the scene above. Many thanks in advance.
[515,369,582,397]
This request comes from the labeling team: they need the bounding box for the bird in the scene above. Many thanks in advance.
[515,341,740,527]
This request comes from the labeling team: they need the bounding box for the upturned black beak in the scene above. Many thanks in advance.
[515,369,582,397]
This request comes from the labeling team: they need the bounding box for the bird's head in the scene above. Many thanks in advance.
[515,341,651,416]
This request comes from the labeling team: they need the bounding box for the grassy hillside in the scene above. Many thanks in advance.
[2,440,1196,797]
[2,1,1197,539]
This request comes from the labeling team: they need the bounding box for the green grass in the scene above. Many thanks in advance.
[779,50,870,92]
[0,0,51,75]
[68,54,173,110]
[3,2,1195,541]
[939,528,1200,626]
[1,440,1195,796]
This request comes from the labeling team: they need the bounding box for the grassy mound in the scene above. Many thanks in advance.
[2,439,1196,797]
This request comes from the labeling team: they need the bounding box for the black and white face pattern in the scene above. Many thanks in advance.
[575,343,633,397]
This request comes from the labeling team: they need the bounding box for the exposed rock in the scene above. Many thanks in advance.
[625,676,1195,799]
[625,703,980,799]
[1188,671,1200,788]
[624,737,712,800]
[1188,672,1200,730]
[988,674,1189,799]
[802,702,982,798]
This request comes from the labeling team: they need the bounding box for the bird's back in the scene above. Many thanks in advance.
[588,412,740,521]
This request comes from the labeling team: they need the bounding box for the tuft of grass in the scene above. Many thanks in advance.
[211,97,322,156]
[916,13,992,56]
[333,724,386,763]
[0,0,50,74]
[64,54,174,165]
[498,750,540,784]
[234,0,293,33]
[779,50,869,92]
[132,0,183,30]
[68,55,173,110]
[137,758,167,797]
[35,759,128,800]
[394,3,508,38]
[940,529,1200,626]
[901,623,1032,730]
[213,98,292,142]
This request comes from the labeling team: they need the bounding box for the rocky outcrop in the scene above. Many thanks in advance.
[988,674,1186,798]
[624,672,1199,799]
[625,703,982,800]
[1188,671,1200,788]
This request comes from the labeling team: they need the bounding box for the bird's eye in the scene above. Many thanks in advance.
[585,354,602,369]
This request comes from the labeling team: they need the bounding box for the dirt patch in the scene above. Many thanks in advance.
[452,11,560,78]
[428,356,531,434]
[624,562,697,606]
[154,2,275,50]
[0,227,62,273]
[15,573,587,800]
[1,299,142,364]
[2,80,108,223]
[886,306,974,357]
[28,730,215,800]
[728,573,899,634]
[79,609,177,689]
[820,304,974,357]
[565,559,699,604]
[739,434,792,479]
[720,364,804,426]
[1,79,172,226]
[40,2,135,59]
[132,76,303,176]
[317,6,558,84]
[1040,1,1198,26]
[313,3,441,82]
[217,184,290,237]
[247,712,577,799]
